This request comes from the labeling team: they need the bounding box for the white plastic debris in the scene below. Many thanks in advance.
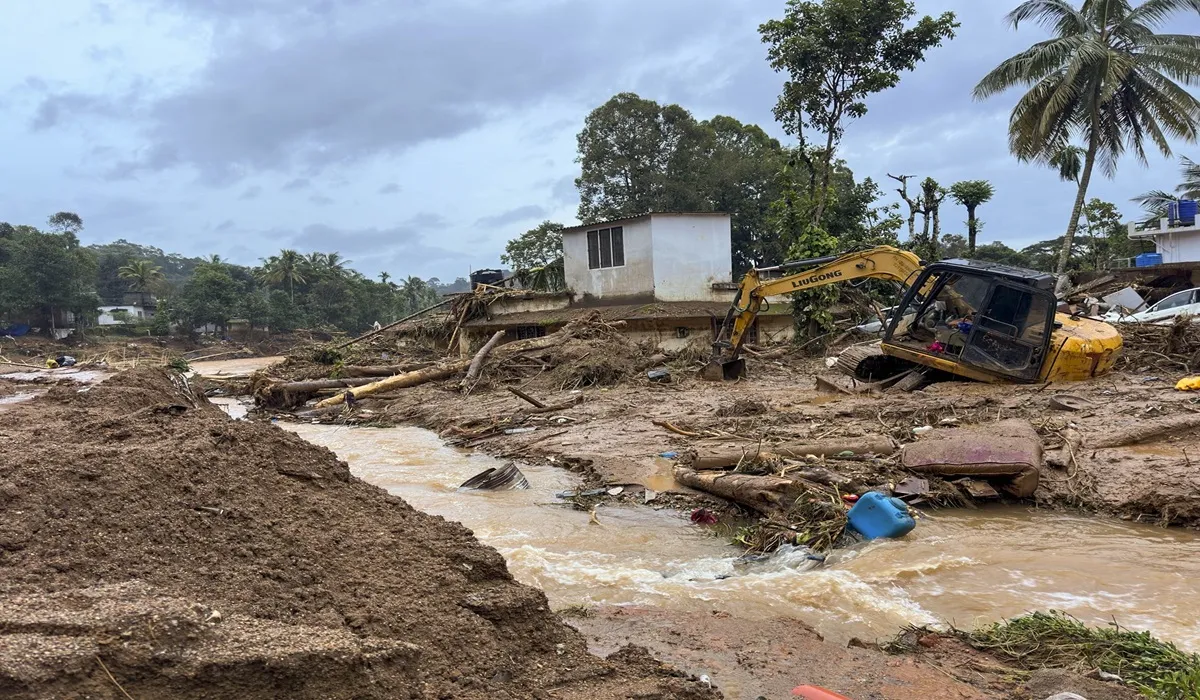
[912,425,934,436]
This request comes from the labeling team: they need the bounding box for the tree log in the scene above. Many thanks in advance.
[688,439,895,470]
[340,363,433,377]
[315,360,470,408]
[460,330,505,388]
[332,298,453,349]
[508,386,547,408]
[1090,414,1200,449]
[268,377,384,393]
[673,467,805,515]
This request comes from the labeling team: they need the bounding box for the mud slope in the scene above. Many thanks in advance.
[0,369,713,699]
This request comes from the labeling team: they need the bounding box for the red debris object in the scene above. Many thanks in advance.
[689,508,718,525]
[841,493,859,503]
[792,686,853,699]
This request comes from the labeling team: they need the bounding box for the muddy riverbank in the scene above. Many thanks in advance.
[0,369,717,699]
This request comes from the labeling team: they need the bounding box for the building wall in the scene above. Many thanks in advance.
[1156,230,1200,264]
[563,218,654,301]
[97,305,151,326]
[649,215,732,302]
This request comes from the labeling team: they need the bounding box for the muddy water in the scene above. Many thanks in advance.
[284,422,1200,651]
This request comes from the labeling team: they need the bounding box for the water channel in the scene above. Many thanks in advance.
[199,355,1200,652]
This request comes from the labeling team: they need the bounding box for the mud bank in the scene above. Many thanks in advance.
[305,356,1200,528]
[0,369,716,699]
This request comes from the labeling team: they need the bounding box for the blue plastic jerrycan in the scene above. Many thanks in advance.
[846,492,916,540]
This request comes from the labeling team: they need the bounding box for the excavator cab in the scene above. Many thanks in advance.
[881,260,1057,383]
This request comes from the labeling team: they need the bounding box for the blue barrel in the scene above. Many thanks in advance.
[846,492,916,540]
[1169,201,1180,223]
[1180,200,1198,226]
[1136,252,1164,267]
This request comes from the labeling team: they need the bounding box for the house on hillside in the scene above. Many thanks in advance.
[458,212,794,353]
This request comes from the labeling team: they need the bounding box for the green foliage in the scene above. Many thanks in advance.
[109,309,134,326]
[968,611,1200,699]
[150,299,171,336]
[949,180,995,255]
[973,242,1028,267]
[761,0,958,225]
[257,249,307,301]
[575,95,788,272]
[975,0,1200,274]
[502,221,564,270]
[172,264,240,332]
[0,224,99,332]
[167,357,191,372]
[267,290,306,333]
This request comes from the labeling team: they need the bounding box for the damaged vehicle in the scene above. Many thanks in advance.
[1103,287,1200,324]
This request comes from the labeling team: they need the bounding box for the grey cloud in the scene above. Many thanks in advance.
[378,183,401,195]
[238,185,261,200]
[31,93,115,130]
[96,0,743,181]
[92,2,114,23]
[475,204,546,229]
[282,177,310,191]
[406,212,449,230]
[86,46,125,63]
[215,219,236,231]
[289,221,469,266]
[308,193,334,206]
[551,176,577,205]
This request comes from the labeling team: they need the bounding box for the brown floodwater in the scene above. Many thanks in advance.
[282,421,1200,651]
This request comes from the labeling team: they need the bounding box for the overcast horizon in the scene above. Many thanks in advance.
[3,0,1199,281]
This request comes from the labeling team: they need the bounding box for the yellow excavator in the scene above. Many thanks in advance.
[704,246,1122,386]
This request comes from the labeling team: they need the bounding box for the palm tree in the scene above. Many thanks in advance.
[1134,155,1200,219]
[378,271,391,285]
[259,249,307,301]
[975,0,1200,280]
[117,259,165,306]
[949,181,996,256]
[323,252,350,277]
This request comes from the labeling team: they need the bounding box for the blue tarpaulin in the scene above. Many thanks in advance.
[1,324,31,337]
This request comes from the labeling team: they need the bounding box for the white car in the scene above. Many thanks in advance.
[854,306,898,334]
[1104,288,1200,324]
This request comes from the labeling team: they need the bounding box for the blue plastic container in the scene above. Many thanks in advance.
[846,492,916,540]
[1136,252,1163,268]
[1180,199,1198,226]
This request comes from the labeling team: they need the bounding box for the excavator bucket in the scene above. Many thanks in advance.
[701,357,746,381]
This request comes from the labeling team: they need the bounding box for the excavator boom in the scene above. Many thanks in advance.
[704,246,923,380]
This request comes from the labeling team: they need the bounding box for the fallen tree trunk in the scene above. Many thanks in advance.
[460,331,504,389]
[315,360,470,408]
[268,377,385,393]
[340,363,433,378]
[1089,414,1200,449]
[689,439,896,470]
[332,299,453,349]
[674,467,806,515]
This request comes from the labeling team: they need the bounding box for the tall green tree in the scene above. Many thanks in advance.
[760,0,957,227]
[975,0,1200,279]
[173,264,239,334]
[704,116,788,271]
[949,180,995,255]
[575,93,710,223]
[117,259,166,304]
[501,221,565,270]
[1134,155,1200,219]
[258,249,307,301]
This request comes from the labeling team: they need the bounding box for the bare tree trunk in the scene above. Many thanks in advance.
[967,205,978,256]
[673,467,807,515]
[1056,133,1099,282]
[811,132,838,227]
[315,361,471,408]
[932,200,942,257]
[459,330,505,389]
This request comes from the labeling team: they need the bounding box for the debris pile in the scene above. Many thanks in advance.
[0,368,716,699]
[1115,316,1200,373]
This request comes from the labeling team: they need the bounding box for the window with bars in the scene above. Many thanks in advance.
[586,226,624,270]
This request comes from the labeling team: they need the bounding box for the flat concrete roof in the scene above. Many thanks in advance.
[559,212,730,235]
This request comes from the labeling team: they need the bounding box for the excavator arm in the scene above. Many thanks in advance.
[704,246,924,380]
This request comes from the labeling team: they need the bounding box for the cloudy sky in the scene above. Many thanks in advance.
[3,0,1198,281]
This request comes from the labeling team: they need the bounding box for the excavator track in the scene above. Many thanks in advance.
[834,344,914,382]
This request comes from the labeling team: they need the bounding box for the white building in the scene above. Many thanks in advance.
[97,305,153,326]
[1128,217,1200,264]
[459,212,794,353]
[560,213,733,303]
